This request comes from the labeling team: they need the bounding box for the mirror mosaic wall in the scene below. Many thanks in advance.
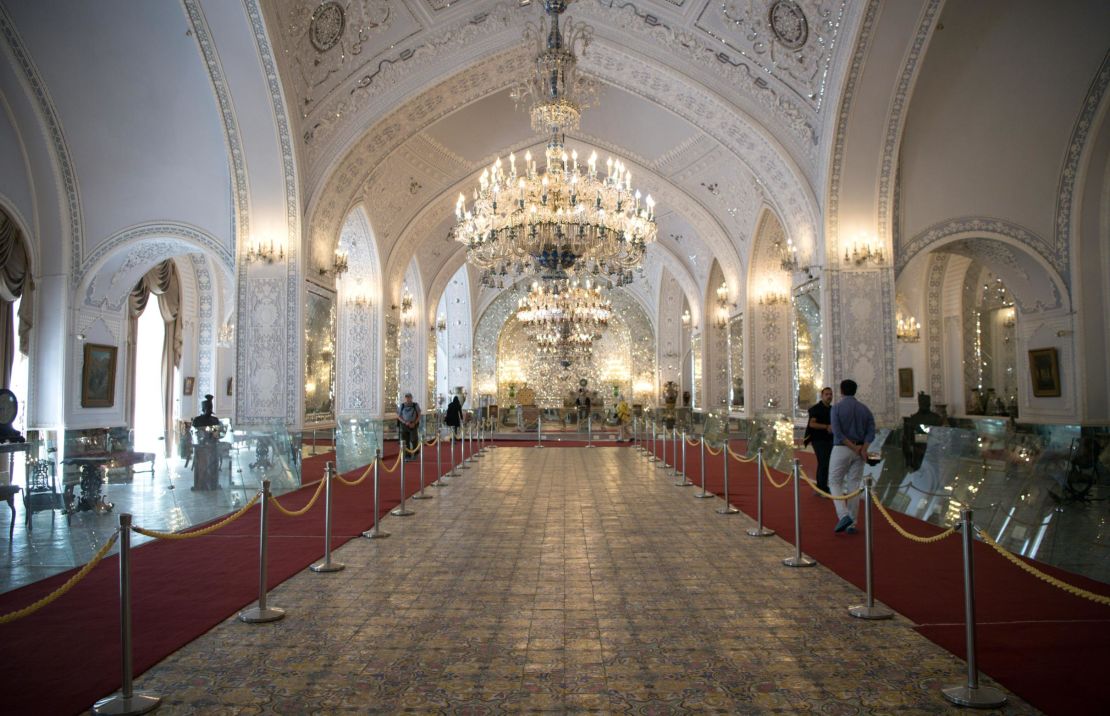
[304,284,335,424]
[793,281,822,417]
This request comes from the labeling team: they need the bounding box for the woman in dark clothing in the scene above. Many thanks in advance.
[445,395,463,438]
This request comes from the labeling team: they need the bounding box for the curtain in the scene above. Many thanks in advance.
[0,212,33,390]
[129,259,182,456]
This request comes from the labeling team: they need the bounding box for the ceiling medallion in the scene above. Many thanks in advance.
[310,1,345,53]
[769,0,808,50]
[453,0,657,289]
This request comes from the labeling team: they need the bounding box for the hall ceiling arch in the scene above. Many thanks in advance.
[305,39,823,282]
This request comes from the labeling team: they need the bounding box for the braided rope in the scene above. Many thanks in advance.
[727,446,757,463]
[133,491,262,539]
[404,444,421,455]
[762,462,792,489]
[868,493,957,543]
[685,437,701,447]
[977,529,1110,606]
[334,461,373,487]
[796,467,864,500]
[268,478,327,517]
[704,445,723,456]
[424,435,439,447]
[381,451,404,474]
[0,529,120,625]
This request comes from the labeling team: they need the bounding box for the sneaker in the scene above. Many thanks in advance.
[834,515,853,533]
[845,526,858,534]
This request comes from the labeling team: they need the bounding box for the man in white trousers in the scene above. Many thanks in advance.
[828,379,876,534]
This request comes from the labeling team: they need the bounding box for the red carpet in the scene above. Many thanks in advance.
[0,437,623,715]
[658,439,1110,715]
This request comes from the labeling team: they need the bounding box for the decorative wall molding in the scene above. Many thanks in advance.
[0,4,83,283]
[79,221,234,291]
[189,253,216,400]
[925,251,948,403]
[336,205,382,416]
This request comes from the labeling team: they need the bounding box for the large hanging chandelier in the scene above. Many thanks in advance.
[454,0,657,289]
[515,280,612,332]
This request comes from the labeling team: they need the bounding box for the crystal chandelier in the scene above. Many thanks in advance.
[515,279,612,332]
[454,0,657,288]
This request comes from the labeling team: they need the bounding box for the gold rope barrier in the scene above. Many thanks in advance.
[796,467,864,500]
[334,461,374,487]
[268,477,327,517]
[685,437,701,447]
[424,435,439,447]
[705,444,723,456]
[381,451,404,474]
[727,445,757,463]
[133,491,261,540]
[977,529,1110,606]
[868,492,956,543]
[762,461,792,489]
[0,529,120,625]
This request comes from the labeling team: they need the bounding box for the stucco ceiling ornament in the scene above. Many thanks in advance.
[310,2,346,52]
[768,0,808,50]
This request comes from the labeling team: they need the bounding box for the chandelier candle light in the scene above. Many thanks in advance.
[454,0,657,288]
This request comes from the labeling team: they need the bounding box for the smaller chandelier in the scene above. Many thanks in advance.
[516,279,612,331]
[896,312,921,342]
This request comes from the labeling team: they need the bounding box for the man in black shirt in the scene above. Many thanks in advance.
[805,386,834,494]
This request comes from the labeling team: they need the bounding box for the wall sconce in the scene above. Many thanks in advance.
[758,290,788,306]
[896,312,920,342]
[774,236,798,272]
[245,238,284,264]
[319,249,349,277]
[1002,307,1016,328]
[216,322,235,348]
[398,291,416,327]
[842,238,885,267]
[345,294,371,309]
[681,309,693,329]
[714,282,730,329]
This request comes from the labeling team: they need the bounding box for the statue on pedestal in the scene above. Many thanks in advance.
[191,395,223,490]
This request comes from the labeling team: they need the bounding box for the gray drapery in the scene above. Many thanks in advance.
[0,211,34,391]
[128,259,182,456]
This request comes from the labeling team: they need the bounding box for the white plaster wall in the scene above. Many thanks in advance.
[0,91,33,235]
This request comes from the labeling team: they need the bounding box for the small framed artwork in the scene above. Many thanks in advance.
[898,368,914,398]
[226,376,234,396]
[183,376,195,396]
[81,343,117,408]
[1028,348,1061,397]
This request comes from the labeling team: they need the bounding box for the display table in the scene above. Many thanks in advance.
[60,455,113,515]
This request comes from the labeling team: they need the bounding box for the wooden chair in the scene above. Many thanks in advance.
[23,456,65,531]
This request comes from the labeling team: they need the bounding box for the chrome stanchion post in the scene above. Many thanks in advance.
[449,435,462,476]
[413,437,432,499]
[361,452,390,539]
[311,463,345,572]
[942,510,1007,708]
[92,514,161,716]
[747,448,775,536]
[695,436,713,498]
[849,477,891,619]
[432,431,446,487]
[717,437,739,514]
[240,480,287,621]
[535,412,544,448]
[586,413,594,448]
[460,420,472,470]
[675,431,693,486]
[391,448,415,516]
[658,422,668,469]
[648,420,658,462]
[783,460,816,567]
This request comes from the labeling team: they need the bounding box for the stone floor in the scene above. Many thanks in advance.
[132,446,1033,714]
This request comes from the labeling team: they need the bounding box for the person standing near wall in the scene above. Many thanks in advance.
[828,379,875,534]
[805,386,834,495]
[444,394,462,438]
[397,392,422,461]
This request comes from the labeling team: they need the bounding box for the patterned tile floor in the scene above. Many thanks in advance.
[134,447,1034,714]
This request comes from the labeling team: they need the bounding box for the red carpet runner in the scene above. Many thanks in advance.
[0,438,618,715]
[659,438,1110,715]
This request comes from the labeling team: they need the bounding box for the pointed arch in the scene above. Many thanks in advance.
[336,204,383,417]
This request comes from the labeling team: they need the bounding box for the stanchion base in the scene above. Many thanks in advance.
[361,529,391,539]
[458,464,471,470]
[674,480,694,486]
[694,491,715,499]
[716,505,740,514]
[390,507,415,517]
[449,470,461,477]
[783,556,817,567]
[941,685,1007,708]
[411,493,433,500]
[534,445,545,449]
[585,444,595,449]
[746,526,775,536]
[647,456,658,462]
[92,692,161,715]
[430,480,447,487]
[310,560,346,573]
[238,606,285,623]
[848,604,893,620]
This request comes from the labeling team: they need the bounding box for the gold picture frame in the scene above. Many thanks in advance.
[898,368,914,398]
[1028,348,1061,397]
[183,376,195,396]
[81,343,117,408]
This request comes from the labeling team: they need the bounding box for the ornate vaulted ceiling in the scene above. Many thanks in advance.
[262,0,861,305]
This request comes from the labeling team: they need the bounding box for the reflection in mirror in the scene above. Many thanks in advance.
[794,282,822,417]
[690,334,702,410]
[728,314,744,410]
[963,270,1018,416]
[304,284,336,424]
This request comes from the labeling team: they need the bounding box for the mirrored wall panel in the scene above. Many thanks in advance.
[794,281,822,417]
[304,283,336,424]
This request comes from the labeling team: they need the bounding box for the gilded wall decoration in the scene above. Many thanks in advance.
[304,284,336,424]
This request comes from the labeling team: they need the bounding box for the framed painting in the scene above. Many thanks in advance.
[898,368,914,398]
[81,343,117,408]
[226,376,234,396]
[183,376,195,396]
[1028,348,1061,397]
